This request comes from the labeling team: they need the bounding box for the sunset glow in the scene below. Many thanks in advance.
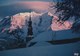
[51,15,72,31]
[9,12,42,32]
[9,12,73,32]
[19,1,50,12]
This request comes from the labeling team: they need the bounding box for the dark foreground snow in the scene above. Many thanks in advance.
[0,41,80,56]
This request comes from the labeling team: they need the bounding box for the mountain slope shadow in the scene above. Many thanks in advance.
[47,37,80,45]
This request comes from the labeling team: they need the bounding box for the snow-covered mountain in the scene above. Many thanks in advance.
[8,12,53,37]
[0,11,80,50]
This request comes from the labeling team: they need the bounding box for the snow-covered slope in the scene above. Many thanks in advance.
[0,41,80,56]
[30,29,80,42]
[0,12,80,50]
[9,12,52,37]
[0,16,11,37]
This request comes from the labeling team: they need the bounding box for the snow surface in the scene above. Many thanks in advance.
[0,12,80,42]
[0,1,80,56]
[0,41,80,56]
[9,12,76,37]
[30,30,80,42]
[0,7,80,56]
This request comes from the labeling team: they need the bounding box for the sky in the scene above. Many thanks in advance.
[0,0,61,17]
[0,0,55,6]
[0,0,55,17]
[0,1,50,17]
